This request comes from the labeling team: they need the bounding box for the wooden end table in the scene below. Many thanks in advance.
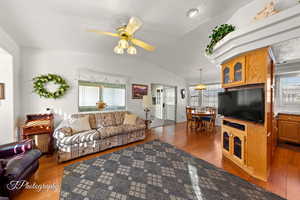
[21,114,54,154]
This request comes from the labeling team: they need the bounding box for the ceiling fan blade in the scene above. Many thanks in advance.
[87,29,119,37]
[131,38,155,51]
[125,17,143,35]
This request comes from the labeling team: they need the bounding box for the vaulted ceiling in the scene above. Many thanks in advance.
[0,0,253,83]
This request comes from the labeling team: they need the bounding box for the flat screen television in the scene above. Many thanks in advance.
[218,88,265,124]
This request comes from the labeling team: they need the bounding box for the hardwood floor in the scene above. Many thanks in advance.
[14,122,300,200]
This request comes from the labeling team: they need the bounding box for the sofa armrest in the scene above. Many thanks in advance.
[0,140,35,159]
[136,117,146,129]
[53,127,73,140]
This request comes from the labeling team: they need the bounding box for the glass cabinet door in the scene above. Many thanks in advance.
[234,63,242,82]
[233,136,242,159]
[223,132,230,151]
[223,67,230,84]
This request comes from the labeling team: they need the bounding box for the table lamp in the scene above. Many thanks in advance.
[142,95,152,121]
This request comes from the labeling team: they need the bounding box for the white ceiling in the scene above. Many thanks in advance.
[0,0,252,83]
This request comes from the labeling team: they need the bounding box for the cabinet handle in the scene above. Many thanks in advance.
[267,132,271,137]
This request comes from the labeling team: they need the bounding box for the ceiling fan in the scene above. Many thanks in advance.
[87,17,155,55]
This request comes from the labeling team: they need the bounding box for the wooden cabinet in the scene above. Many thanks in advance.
[222,123,246,167]
[219,47,274,181]
[278,114,300,144]
[222,56,246,88]
[222,118,270,181]
[221,48,270,88]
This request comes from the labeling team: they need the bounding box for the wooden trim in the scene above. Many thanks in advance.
[0,83,4,99]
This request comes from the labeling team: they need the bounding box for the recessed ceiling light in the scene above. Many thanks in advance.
[187,8,199,18]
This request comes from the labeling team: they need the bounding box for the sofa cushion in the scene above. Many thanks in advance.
[123,114,137,125]
[60,129,100,145]
[71,114,96,129]
[120,124,146,133]
[95,113,116,128]
[97,126,124,139]
[69,116,91,134]
[114,111,127,125]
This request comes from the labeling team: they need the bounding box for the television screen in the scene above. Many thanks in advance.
[218,88,265,124]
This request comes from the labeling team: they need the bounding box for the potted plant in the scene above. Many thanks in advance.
[205,24,235,55]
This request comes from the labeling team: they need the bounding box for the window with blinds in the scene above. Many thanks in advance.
[78,80,126,112]
[202,84,223,108]
[189,84,223,107]
[189,86,202,107]
[276,73,300,107]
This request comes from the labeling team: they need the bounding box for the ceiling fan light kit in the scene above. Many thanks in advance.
[127,46,137,55]
[118,39,129,49]
[88,17,155,56]
[114,45,124,54]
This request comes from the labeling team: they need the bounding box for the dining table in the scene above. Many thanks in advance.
[191,110,214,117]
[190,110,215,131]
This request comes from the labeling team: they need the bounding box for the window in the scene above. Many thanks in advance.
[276,73,300,107]
[189,86,202,107]
[78,81,126,112]
[202,84,223,108]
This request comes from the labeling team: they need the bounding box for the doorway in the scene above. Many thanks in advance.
[151,84,177,128]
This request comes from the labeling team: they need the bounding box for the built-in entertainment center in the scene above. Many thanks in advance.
[219,47,276,181]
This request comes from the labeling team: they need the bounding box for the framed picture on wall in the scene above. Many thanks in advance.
[132,84,148,99]
[0,83,4,99]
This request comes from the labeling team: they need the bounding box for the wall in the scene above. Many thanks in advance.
[227,0,298,29]
[20,47,188,125]
[0,26,20,144]
[0,49,14,144]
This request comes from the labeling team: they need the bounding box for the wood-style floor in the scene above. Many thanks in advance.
[14,122,300,200]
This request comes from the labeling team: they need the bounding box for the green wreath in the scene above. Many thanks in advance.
[33,74,70,99]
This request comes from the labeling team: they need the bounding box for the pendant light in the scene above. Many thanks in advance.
[195,68,206,90]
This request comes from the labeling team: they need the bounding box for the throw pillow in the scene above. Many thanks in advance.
[69,116,91,133]
[123,114,137,125]
[60,127,73,136]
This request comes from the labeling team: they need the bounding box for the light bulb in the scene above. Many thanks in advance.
[118,39,129,49]
[127,46,137,55]
[114,46,124,54]
[187,8,199,18]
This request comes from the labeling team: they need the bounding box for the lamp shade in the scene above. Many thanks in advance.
[142,95,152,108]
[195,84,206,90]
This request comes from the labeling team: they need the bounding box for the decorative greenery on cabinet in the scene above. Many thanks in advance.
[33,74,70,99]
[206,24,235,55]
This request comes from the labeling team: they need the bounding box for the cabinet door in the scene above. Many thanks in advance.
[232,135,245,164]
[222,65,231,86]
[278,120,299,143]
[222,130,231,156]
[246,48,268,84]
[231,56,246,86]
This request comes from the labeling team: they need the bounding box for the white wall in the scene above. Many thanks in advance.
[0,50,14,144]
[20,47,188,125]
[0,26,21,144]
[227,0,298,29]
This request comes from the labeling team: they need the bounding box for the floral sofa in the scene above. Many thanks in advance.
[54,111,146,162]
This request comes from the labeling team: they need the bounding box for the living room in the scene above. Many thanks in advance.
[0,0,300,200]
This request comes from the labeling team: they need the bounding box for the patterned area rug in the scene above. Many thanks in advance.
[60,140,285,200]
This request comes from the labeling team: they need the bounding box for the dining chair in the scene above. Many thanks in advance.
[201,107,217,132]
[186,107,200,129]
